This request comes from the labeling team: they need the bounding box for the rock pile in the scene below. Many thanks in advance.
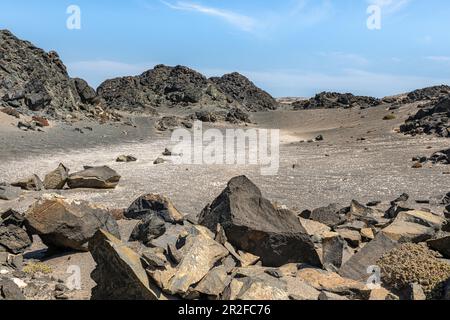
[403,85,450,104]
[293,92,381,110]
[400,95,450,137]
[86,177,450,300]
[413,148,450,165]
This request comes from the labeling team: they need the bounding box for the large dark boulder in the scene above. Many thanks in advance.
[125,194,184,223]
[198,176,321,267]
[67,166,120,189]
[25,196,120,251]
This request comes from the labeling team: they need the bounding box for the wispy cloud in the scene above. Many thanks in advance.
[425,56,450,63]
[160,1,257,32]
[67,60,157,88]
[319,52,369,66]
[367,0,411,14]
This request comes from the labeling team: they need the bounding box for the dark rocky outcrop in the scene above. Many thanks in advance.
[400,95,450,137]
[198,176,321,267]
[97,65,277,115]
[0,30,100,120]
[210,72,278,111]
[293,92,381,110]
[403,85,450,103]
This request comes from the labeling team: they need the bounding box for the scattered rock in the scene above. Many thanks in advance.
[408,283,427,300]
[129,215,166,246]
[116,155,137,163]
[43,163,69,190]
[67,166,121,189]
[305,203,347,228]
[153,158,166,165]
[0,185,22,201]
[199,176,321,267]
[427,234,450,258]
[11,174,43,191]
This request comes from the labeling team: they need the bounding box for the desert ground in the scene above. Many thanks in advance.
[1,102,449,299]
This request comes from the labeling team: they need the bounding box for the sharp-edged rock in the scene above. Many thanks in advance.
[381,210,446,243]
[89,229,171,300]
[339,233,400,282]
[427,234,450,258]
[11,174,43,191]
[43,163,69,190]
[199,176,321,267]
[125,193,184,223]
[304,203,347,228]
[129,214,166,246]
[25,195,120,251]
[67,166,120,189]
[0,185,22,201]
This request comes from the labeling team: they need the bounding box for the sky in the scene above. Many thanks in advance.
[1,0,450,97]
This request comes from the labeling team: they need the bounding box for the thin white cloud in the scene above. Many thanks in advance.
[425,56,450,63]
[67,60,157,88]
[319,52,369,66]
[160,1,257,32]
[367,0,411,14]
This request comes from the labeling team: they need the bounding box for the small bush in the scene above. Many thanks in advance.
[383,114,396,120]
[23,262,53,275]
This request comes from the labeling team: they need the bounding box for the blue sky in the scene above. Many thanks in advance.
[1,0,450,97]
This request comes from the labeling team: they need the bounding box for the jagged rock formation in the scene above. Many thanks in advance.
[293,92,381,110]
[400,95,450,137]
[0,30,119,121]
[210,72,278,111]
[403,85,450,103]
[97,65,278,114]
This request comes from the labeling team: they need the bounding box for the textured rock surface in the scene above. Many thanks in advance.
[0,30,93,119]
[89,230,169,300]
[67,166,121,189]
[43,163,69,190]
[25,196,120,251]
[210,72,278,111]
[199,176,321,267]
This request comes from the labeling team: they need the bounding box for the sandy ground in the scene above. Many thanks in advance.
[1,104,449,299]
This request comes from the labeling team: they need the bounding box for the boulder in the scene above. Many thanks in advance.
[381,210,446,243]
[305,203,347,227]
[89,230,170,300]
[129,215,166,246]
[67,166,120,189]
[43,163,69,190]
[125,194,184,223]
[339,233,399,282]
[0,278,25,300]
[336,229,362,248]
[164,226,229,295]
[0,224,32,254]
[0,185,22,201]
[297,268,368,298]
[193,265,230,298]
[199,176,321,267]
[322,234,346,269]
[11,174,43,191]
[427,234,450,258]
[116,155,137,163]
[25,195,120,251]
